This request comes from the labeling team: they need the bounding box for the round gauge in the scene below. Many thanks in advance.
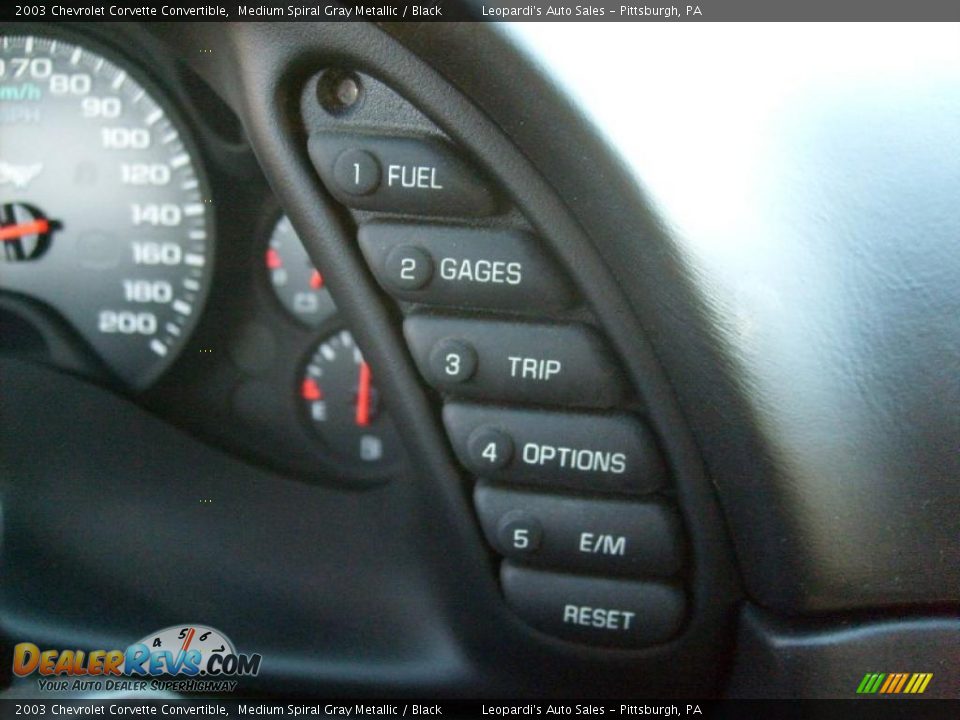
[135,625,235,656]
[300,329,403,468]
[0,34,214,389]
[265,215,336,327]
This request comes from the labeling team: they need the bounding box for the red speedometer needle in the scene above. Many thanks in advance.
[356,361,372,427]
[0,219,49,241]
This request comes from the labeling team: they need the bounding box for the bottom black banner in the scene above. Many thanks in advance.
[1,699,958,720]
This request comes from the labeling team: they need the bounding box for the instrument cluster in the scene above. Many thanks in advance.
[0,27,401,482]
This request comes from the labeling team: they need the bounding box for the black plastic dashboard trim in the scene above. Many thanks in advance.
[2,19,740,698]
[147,20,741,693]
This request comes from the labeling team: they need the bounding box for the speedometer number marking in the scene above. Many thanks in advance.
[0,33,215,388]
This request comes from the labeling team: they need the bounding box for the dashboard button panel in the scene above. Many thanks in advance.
[443,403,666,495]
[475,483,684,577]
[299,66,692,650]
[501,563,686,648]
[405,316,625,408]
[358,223,575,311]
[308,133,499,217]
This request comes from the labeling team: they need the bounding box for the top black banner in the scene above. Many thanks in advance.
[3,0,960,22]
[0,700,959,720]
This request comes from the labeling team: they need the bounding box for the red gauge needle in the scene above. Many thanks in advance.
[0,219,49,242]
[355,361,372,427]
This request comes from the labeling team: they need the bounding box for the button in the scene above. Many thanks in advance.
[475,484,683,576]
[429,338,478,383]
[358,223,574,312]
[467,426,513,470]
[500,563,685,648]
[308,133,499,217]
[384,245,433,290]
[332,149,380,195]
[405,317,625,408]
[443,403,666,495]
[497,510,543,556]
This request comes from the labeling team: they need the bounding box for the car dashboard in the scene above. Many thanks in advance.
[0,18,958,703]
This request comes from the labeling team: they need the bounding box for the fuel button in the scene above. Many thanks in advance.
[309,132,499,217]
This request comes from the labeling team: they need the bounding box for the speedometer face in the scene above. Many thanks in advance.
[0,34,214,389]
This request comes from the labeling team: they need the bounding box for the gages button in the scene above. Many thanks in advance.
[359,223,574,312]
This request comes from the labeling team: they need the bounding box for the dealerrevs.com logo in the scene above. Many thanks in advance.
[13,625,261,694]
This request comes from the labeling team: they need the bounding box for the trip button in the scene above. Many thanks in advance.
[308,133,499,217]
[443,404,666,495]
[358,223,574,311]
[474,484,684,577]
[500,563,686,648]
[405,317,625,408]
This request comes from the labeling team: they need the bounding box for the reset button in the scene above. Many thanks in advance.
[500,562,685,648]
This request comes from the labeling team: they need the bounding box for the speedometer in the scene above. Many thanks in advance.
[0,33,213,389]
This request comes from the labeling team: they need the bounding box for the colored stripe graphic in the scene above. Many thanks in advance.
[857,673,885,693]
[880,673,906,693]
[904,673,933,694]
[857,672,932,694]
[892,673,909,693]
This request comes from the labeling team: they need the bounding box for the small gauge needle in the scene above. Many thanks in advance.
[181,627,196,652]
[0,219,49,241]
[356,361,372,427]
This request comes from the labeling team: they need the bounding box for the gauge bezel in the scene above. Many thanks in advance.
[296,326,404,475]
[0,24,217,391]
[241,198,402,483]
[260,209,337,330]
